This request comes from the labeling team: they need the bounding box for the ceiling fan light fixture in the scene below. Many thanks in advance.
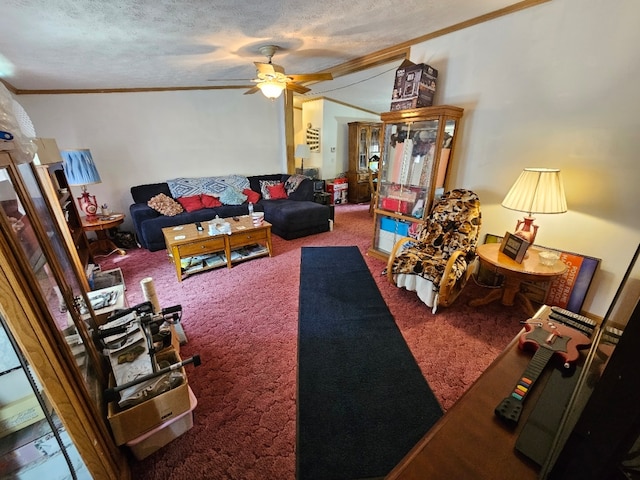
[258,80,285,99]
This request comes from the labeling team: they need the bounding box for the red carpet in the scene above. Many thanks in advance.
[98,203,525,479]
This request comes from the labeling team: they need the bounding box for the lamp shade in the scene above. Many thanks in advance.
[502,168,567,215]
[295,144,311,158]
[60,149,102,186]
[257,80,285,99]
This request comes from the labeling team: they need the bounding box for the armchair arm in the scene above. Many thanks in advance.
[386,236,415,284]
[438,250,476,307]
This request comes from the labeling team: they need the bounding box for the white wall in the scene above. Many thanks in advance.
[407,0,640,316]
[18,89,286,231]
[15,0,640,316]
[324,101,379,179]
[300,98,380,179]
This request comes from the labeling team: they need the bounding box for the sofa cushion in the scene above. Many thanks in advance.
[261,200,330,239]
[248,174,283,194]
[131,183,173,204]
[167,175,250,198]
[260,180,282,199]
[243,188,261,204]
[201,194,222,208]
[219,187,247,205]
[148,193,184,216]
[267,183,288,200]
[284,174,308,195]
[176,195,204,212]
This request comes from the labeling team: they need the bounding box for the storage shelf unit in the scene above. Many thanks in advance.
[368,105,464,260]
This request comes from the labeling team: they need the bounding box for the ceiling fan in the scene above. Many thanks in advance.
[243,45,333,99]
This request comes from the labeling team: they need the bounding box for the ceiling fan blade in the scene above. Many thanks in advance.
[255,62,286,76]
[244,86,261,95]
[286,82,310,94]
[288,73,333,82]
[207,78,254,82]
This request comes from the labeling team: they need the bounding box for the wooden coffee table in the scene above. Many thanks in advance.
[469,242,567,315]
[162,215,273,281]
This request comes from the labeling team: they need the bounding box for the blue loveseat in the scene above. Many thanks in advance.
[130,174,331,251]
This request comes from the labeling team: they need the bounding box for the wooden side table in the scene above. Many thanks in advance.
[469,243,567,315]
[81,214,126,256]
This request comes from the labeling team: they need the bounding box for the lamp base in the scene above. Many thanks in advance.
[78,190,99,222]
[514,216,538,244]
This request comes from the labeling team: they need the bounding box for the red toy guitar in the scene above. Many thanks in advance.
[494,319,591,427]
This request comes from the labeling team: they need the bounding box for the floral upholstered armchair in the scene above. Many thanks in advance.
[386,189,481,313]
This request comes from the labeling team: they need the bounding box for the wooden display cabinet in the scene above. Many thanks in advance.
[33,138,93,291]
[0,148,129,479]
[368,105,464,260]
[347,121,382,204]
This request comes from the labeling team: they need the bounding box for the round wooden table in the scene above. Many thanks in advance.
[469,242,567,315]
[81,214,126,256]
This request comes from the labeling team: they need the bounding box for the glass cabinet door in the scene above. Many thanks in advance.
[378,116,459,219]
[369,125,381,160]
[357,125,369,170]
[0,160,104,412]
[0,316,91,480]
[0,149,129,479]
[369,105,464,260]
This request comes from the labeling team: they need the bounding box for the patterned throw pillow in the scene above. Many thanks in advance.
[259,180,281,199]
[219,187,248,205]
[148,193,184,216]
[267,183,288,199]
[284,174,307,195]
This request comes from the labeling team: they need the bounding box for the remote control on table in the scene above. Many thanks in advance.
[232,217,239,221]
[195,222,203,231]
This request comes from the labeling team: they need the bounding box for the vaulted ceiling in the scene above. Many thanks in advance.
[1,0,545,113]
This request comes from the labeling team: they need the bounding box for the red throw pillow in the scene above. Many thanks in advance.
[266,183,288,200]
[201,194,222,208]
[243,188,261,204]
[177,195,204,212]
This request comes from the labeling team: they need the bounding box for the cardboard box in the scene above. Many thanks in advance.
[107,349,190,445]
[326,180,348,205]
[126,386,197,460]
[32,138,62,165]
[390,60,438,111]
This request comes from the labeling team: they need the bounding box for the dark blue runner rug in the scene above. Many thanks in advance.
[297,246,442,480]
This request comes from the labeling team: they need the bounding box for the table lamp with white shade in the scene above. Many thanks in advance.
[501,167,567,245]
[295,144,311,175]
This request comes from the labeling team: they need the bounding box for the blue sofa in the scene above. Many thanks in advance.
[130,174,331,251]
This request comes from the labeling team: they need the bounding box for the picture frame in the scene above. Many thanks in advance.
[499,231,530,263]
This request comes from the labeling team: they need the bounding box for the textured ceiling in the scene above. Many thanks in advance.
[1,0,529,112]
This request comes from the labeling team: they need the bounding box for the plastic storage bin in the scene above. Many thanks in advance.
[126,386,197,460]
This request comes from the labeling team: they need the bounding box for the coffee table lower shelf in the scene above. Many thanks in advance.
[162,217,273,281]
[172,244,270,279]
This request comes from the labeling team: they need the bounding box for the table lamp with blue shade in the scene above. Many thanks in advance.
[60,149,102,222]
